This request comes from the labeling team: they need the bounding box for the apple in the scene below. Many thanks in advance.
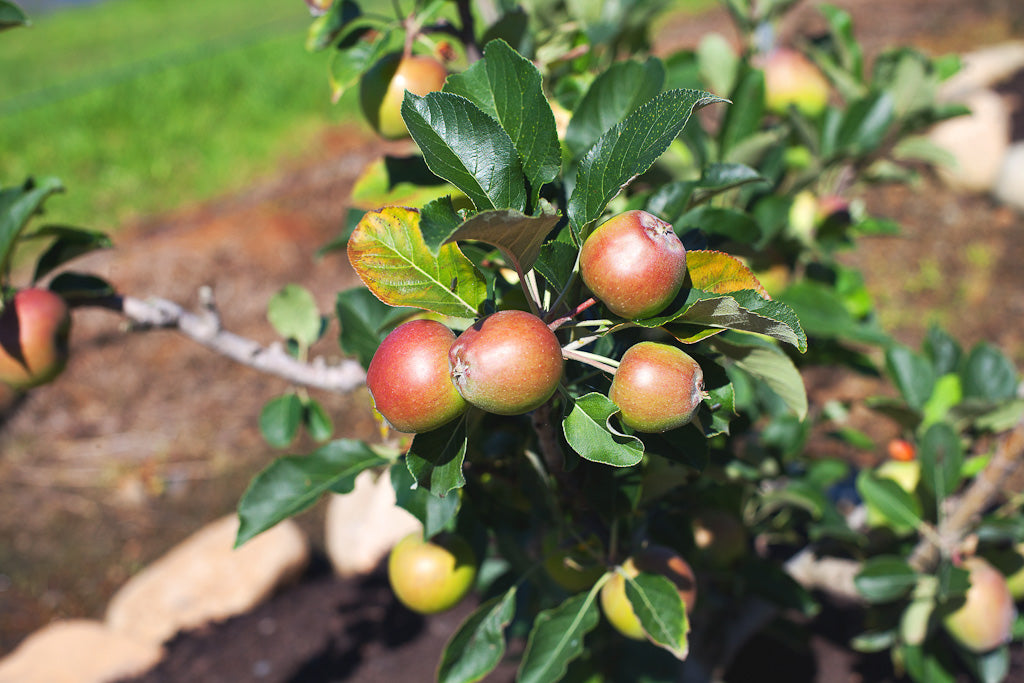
[579,210,687,320]
[359,53,447,140]
[761,48,830,117]
[0,288,71,391]
[387,531,477,615]
[543,536,605,593]
[600,545,697,640]
[366,319,467,433]
[943,556,1016,653]
[449,309,563,415]
[887,438,916,463]
[691,510,747,566]
[609,342,704,433]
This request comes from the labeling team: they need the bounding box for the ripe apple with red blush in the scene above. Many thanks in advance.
[579,210,687,320]
[366,319,467,433]
[943,556,1016,653]
[449,309,563,416]
[760,48,830,117]
[0,288,72,391]
[609,342,705,433]
[360,53,447,140]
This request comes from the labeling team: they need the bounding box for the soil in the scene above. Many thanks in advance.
[1,0,1023,681]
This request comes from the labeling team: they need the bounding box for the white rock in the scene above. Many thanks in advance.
[325,470,421,576]
[940,42,1024,101]
[0,619,163,683]
[105,514,308,644]
[995,141,1024,212]
[928,89,1011,193]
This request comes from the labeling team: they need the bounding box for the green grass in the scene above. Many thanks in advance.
[1,0,359,228]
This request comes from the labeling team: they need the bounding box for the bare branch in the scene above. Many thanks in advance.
[88,289,367,395]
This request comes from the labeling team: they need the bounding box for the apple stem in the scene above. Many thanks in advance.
[516,264,543,317]
[547,297,598,331]
[562,348,619,375]
[561,332,605,352]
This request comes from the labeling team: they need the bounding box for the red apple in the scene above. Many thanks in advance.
[359,53,447,140]
[366,319,467,433]
[579,210,687,320]
[449,310,563,415]
[609,342,704,433]
[0,288,71,391]
[943,556,1016,653]
[600,545,697,640]
[387,531,477,614]
[761,48,830,117]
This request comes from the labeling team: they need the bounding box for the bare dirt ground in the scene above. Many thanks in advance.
[1,0,1023,680]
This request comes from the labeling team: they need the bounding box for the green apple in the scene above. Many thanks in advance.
[600,545,697,640]
[387,531,477,614]
[360,53,447,140]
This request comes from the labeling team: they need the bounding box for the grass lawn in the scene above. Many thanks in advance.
[1,0,361,229]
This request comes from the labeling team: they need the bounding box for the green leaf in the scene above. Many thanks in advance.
[406,418,469,497]
[0,177,63,275]
[921,373,962,428]
[719,66,765,160]
[918,422,963,499]
[335,287,416,370]
[829,92,895,156]
[660,289,806,352]
[885,345,936,411]
[564,58,665,160]
[303,398,334,442]
[390,461,459,537]
[686,250,769,297]
[534,239,578,293]
[854,556,918,603]
[424,209,561,274]
[305,0,361,51]
[517,592,601,683]
[563,393,644,467]
[568,89,726,236]
[267,284,322,347]
[403,91,527,212]
[259,394,303,448]
[445,39,561,207]
[924,325,962,376]
[438,588,517,683]
[347,207,487,318]
[857,470,922,533]
[963,646,1011,683]
[687,163,767,207]
[960,342,1018,402]
[47,271,114,301]
[779,280,891,346]
[0,1,28,30]
[624,572,689,658]
[235,439,387,546]
[28,225,112,283]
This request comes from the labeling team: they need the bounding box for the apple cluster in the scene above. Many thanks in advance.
[0,288,72,391]
[366,310,564,433]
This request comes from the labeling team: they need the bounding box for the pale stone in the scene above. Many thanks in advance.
[940,42,1024,101]
[0,619,163,683]
[105,514,308,644]
[325,470,421,576]
[928,89,1011,193]
[995,142,1024,212]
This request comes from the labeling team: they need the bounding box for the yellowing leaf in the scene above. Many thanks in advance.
[686,250,769,298]
[347,207,486,318]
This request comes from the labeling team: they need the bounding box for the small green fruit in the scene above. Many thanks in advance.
[600,545,697,640]
[0,288,71,390]
[943,557,1016,653]
[609,342,704,433]
[449,310,563,415]
[691,510,747,566]
[387,531,477,615]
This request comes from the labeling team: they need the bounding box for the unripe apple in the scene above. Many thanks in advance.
[691,510,747,567]
[543,535,605,593]
[0,288,71,391]
[387,531,477,614]
[579,210,687,320]
[761,48,830,117]
[943,557,1016,653]
[359,53,447,140]
[366,319,467,433]
[449,310,563,415]
[609,342,704,433]
[600,545,697,640]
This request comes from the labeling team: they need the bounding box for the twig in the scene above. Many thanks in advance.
[86,289,367,395]
[908,417,1024,572]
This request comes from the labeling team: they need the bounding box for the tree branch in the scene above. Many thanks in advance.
[87,288,367,395]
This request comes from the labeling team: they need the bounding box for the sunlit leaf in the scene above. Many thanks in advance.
[563,393,644,467]
[517,592,601,683]
[686,250,769,297]
[438,587,517,683]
